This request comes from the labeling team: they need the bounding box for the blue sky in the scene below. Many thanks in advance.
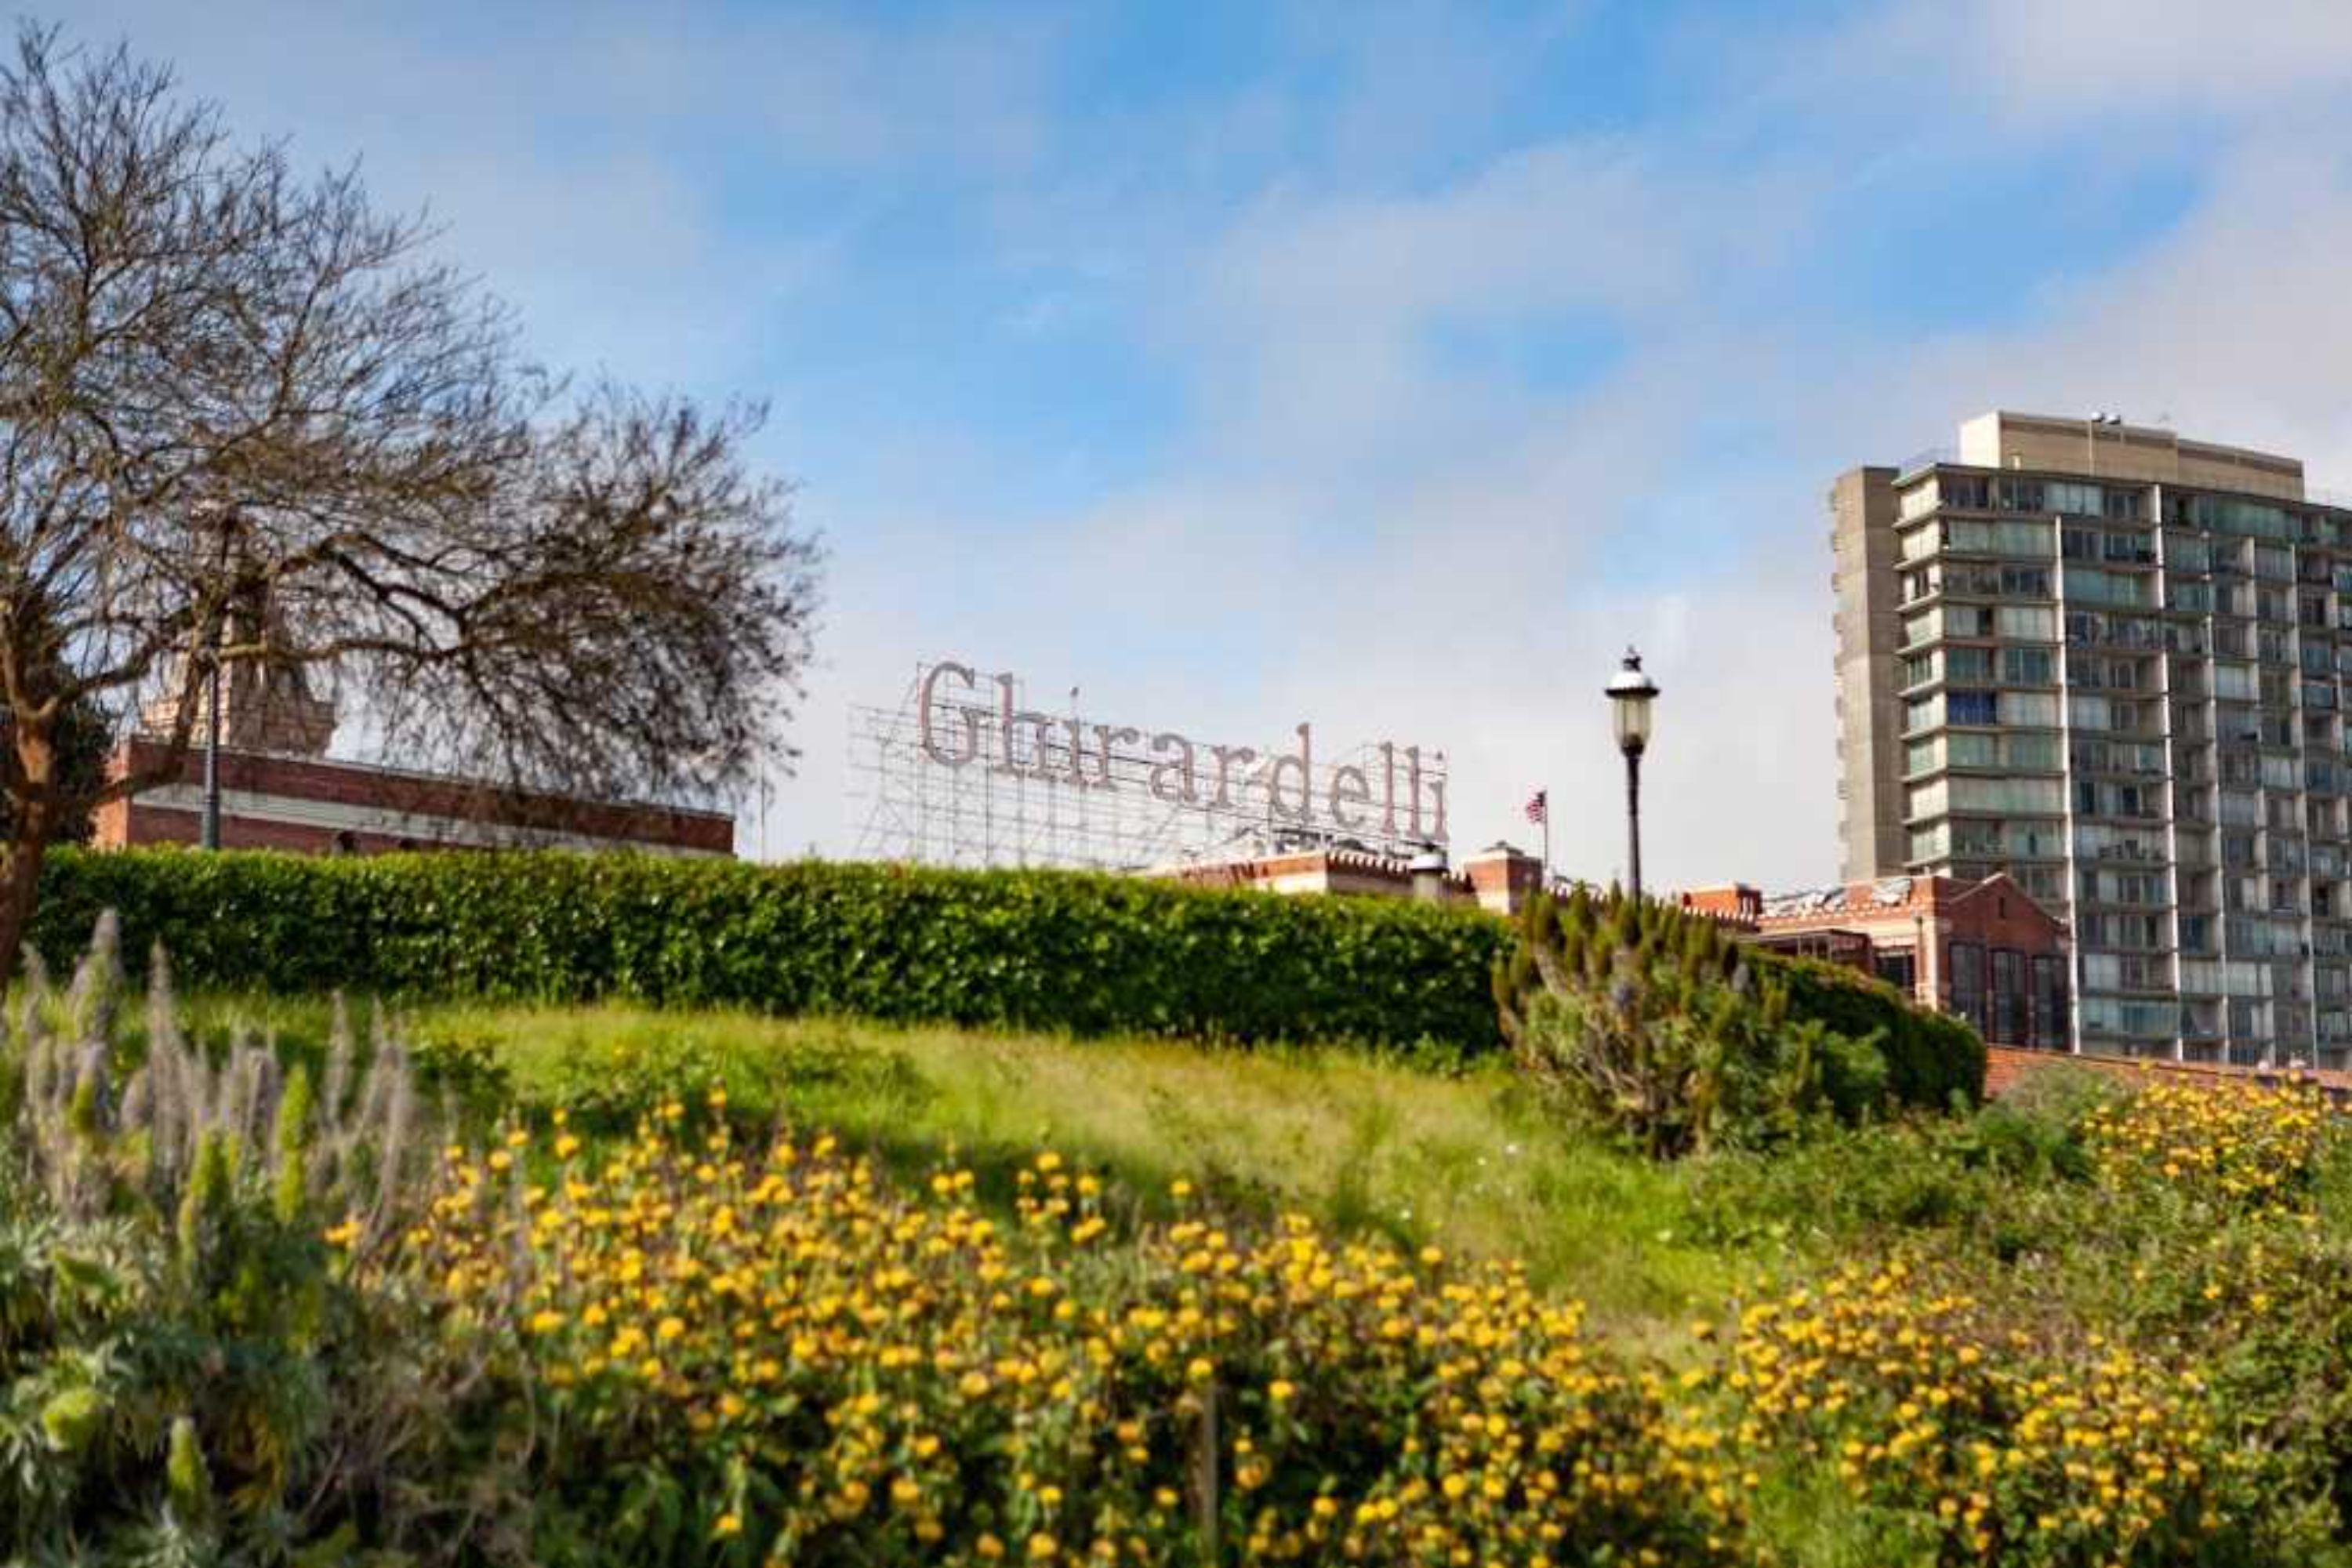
[66,0,2352,885]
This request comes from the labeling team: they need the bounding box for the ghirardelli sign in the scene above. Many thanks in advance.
[911,659,1447,854]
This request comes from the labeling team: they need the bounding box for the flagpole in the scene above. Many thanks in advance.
[1541,796,1551,889]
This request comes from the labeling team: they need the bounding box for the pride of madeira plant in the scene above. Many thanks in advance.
[1495,887,1892,1158]
[0,913,457,1563]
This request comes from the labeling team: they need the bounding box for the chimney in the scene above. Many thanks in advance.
[1462,840,1544,916]
[1408,846,1450,903]
[1679,884,1762,931]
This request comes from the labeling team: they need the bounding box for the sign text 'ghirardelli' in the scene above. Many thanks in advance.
[914,660,1446,847]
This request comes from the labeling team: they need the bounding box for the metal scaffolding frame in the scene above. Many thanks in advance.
[848,662,1446,871]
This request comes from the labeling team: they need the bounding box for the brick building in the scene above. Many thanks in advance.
[1682,873,2071,1051]
[1159,840,1555,916]
[96,641,731,857]
[95,739,731,856]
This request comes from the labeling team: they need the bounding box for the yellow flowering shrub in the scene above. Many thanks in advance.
[395,1103,1748,1566]
[2078,1080,2328,1210]
[1720,1258,2252,1566]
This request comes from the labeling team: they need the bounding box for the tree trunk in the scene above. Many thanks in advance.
[0,723,56,987]
[0,811,50,989]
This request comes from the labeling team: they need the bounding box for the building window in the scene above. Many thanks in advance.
[1948,940,1987,1036]
[1992,949,2027,1046]
[1996,478,2045,512]
[2001,647,2055,686]
[2031,955,2068,1049]
[1947,689,1999,725]
[1945,647,1996,682]
[1874,949,1917,997]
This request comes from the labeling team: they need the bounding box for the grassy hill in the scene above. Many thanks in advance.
[158,993,1740,1334]
[24,975,2352,1566]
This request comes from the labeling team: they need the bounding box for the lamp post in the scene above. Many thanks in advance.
[1605,648,1658,901]
[201,641,223,850]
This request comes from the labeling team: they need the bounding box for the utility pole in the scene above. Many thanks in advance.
[201,642,223,850]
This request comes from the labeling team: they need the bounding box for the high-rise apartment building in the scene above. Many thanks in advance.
[1835,412,2352,1068]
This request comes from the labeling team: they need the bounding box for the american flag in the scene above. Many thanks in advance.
[1524,789,1547,825]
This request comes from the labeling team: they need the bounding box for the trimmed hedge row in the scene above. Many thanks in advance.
[1766,951,1987,1109]
[25,849,1985,1097]
[29,848,1511,1051]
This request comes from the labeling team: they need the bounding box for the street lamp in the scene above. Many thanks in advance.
[1605,648,1659,901]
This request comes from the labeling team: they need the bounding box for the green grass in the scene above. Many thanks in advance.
[140,990,1744,1333]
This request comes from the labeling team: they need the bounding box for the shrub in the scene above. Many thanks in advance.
[406,1120,1750,1567]
[1495,887,1940,1156]
[2079,1079,2332,1212]
[1687,1121,2003,1247]
[1719,1258,2274,1566]
[30,848,1512,1054]
[1766,953,1986,1111]
[1512,956,1859,1159]
[1495,888,1984,1120]
[0,917,468,1562]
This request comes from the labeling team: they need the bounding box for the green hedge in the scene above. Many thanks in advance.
[25,849,1984,1097]
[1762,951,1987,1110]
[28,848,1512,1052]
[1493,887,1987,1116]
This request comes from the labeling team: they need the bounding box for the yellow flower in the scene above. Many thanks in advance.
[713,1513,742,1539]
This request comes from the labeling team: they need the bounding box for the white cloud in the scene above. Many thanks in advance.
[1864,140,2352,490]
[1780,0,2352,134]
[1960,0,2352,119]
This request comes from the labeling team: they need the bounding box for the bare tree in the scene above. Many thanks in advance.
[0,25,821,976]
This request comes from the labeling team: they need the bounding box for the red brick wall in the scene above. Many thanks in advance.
[1985,1045,2352,1102]
[126,804,438,855]
[100,739,732,855]
[1934,882,2065,959]
[1463,848,1543,914]
[1680,884,1762,925]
